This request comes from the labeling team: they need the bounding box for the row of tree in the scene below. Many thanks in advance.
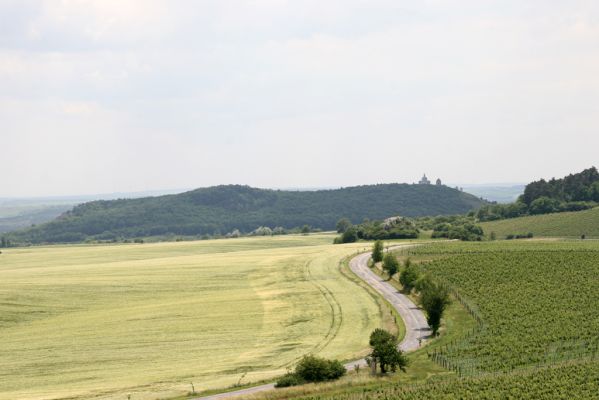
[334,217,420,244]
[372,242,451,336]
[414,215,485,241]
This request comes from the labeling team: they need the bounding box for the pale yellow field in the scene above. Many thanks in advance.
[0,235,383,400]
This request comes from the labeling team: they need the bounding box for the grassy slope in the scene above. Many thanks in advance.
[480,207,599,238]
[0,235,386,400]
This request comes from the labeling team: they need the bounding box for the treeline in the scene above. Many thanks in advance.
[416,215,485,241]
[333,217,420,244]
[476,167,599,222]
[374,248,450,337]
[6,184,485,245]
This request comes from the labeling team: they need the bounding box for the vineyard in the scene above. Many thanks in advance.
[298,359,599,399]
[407,241,599,374]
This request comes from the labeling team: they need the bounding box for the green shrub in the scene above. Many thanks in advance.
[295,355,346,382]
[333,227,358,244]
[274,373,305,388]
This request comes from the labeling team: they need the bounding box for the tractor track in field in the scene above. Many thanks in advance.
[194,245,430,400]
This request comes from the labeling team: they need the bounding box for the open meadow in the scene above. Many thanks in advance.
[480,207,599,239]
[0,235,386,400]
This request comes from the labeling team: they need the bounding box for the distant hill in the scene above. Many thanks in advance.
[480,207,599,238]
[5,184,486,244]
[0,205,72,234]
[0,189,188,233]
[461,184,525,203]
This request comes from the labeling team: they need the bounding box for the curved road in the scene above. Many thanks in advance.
[195,246,430,400]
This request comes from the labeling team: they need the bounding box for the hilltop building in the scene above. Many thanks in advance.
[418,174,444,186]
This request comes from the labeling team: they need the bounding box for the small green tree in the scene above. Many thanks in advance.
[295,355,346,382]
[372,240,384,263]
[301,225,311,234]
[382,253,399,279]
[342,227,358,243]
[419,280,451,336]
[399,261,420,293]
[369,329,408,374]
[336,218,352,234]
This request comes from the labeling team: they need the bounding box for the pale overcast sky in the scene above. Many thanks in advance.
[1,1,598,197]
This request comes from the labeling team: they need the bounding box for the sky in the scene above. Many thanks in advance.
[1,0,598,197]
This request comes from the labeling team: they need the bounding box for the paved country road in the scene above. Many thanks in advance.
[195,245,430,400]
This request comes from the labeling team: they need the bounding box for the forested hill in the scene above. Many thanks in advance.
[7,184,486,244]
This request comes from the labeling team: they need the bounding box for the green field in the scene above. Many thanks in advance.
[480,207,599,238]
[0,235,387,400]
[408,241,599,373]
[297,360,599,399]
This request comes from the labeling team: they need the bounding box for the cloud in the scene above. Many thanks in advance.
[1,1,599,196]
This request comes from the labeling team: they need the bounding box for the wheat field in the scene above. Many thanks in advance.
[0,235,382,400]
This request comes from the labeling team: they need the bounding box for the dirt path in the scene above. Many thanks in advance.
[194,246,430,400]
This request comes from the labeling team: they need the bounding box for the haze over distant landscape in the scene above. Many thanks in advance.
[1,1,598,197]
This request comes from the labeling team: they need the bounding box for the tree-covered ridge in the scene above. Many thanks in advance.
[6,184,485,244]
[522,167,599,204]
[475,167,599,221]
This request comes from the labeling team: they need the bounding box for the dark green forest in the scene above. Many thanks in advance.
[6,184,485,244]
[475,167,599,221]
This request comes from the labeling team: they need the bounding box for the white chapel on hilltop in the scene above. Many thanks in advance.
[418,174,443,186]
[418,174,431,185]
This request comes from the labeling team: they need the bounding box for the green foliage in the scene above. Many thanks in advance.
[334,227,358,244]
[476,168,599,223]
[274,372,305,388]
[276,355,346,387]
[368,328,408,374]
[371,240,384,263]
[418,278,450,336]
[335,218,352,234]
[295,355,346,382]
[399,261,419,293]
[522,167,599,205]
[529,196,561,215]
[382,253,399,278]
[7,184,484,244]
[430,217,484,241]
[357,217,419,240]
